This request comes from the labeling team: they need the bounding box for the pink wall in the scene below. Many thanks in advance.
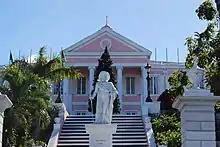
[123,68,141,75]
[67,57,147,63]
[72,104,142,111]
[74,33,138,52]
[72,96,88,102]
[122,105,141,111]
[72,105,88,111]
[72,96,142,103]
[70,66,172,112]
[122,96,140,102]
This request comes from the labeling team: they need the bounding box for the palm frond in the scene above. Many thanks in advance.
[38,46,46,60]
[45,66,82,82]
[12,59,33,72]
[42,57,62,76]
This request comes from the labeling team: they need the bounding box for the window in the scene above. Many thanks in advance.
[76,112,86,115]
[126,77,135,95]
[150,77,159,94]
[53,81,63,95]
[126,112,136,115]
[77,77,86,95]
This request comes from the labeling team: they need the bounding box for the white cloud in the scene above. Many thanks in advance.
[26,54,38,63]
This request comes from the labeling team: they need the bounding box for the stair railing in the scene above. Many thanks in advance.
[47,103,69,147]
[141,94,157,147]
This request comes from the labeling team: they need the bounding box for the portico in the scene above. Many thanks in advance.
[55,25,186,115]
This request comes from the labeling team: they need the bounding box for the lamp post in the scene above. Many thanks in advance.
[145,63,152,102]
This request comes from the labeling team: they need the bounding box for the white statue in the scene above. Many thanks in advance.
[187,56,203,89]
[192,56,197,68]
[90,71,118,124]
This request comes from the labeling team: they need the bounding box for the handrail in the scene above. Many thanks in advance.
[47,103,69,147]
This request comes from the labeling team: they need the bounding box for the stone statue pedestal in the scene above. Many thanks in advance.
[85,124,117,147]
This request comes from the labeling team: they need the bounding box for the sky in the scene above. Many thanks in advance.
[0,0,208,65]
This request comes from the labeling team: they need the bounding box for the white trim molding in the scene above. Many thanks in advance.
[63,26,151,55]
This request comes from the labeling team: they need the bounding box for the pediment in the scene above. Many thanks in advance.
[64,26,151,55]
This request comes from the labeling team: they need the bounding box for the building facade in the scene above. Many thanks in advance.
[52,24,202,115]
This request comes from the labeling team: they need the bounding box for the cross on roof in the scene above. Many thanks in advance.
[106,16,108,26]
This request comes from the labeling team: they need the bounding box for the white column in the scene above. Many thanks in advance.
[141,66,147,103]
[89,66,95,95]
[0,93,13,147]
[158,75,165,94]
[116,66,123,111]
[165,75,170,89]
[163,68,169,90]
[63,79,70,113]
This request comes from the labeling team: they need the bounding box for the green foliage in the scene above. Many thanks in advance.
[185,0,220,96]
[24,139,47,147]
[196,0,217,21]
[88,47,120,114]
[31,47,82,81]
[168,0,220,97]
[154,1,220,146]
[0,47,81,146]
[152,114,181,147]
[1,65,51,146]
[157,89,179,113]
[168,70,191,98]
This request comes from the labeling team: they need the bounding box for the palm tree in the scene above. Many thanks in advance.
[1,64,51,146]
[1,47,81,146]
[33,47,81,81]
[25,47,81,139]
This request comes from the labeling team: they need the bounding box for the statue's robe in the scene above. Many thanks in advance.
[92,81,118,124]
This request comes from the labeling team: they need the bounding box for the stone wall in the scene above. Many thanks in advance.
[173,91,219,147]
[0,113,3,146]
[0,93,12,147]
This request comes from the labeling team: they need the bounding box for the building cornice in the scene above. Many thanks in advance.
[65,52,149,56]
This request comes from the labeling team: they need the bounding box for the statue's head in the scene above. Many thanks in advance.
[98,71,110,82]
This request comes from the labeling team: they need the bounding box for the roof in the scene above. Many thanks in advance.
[64,25,152,55]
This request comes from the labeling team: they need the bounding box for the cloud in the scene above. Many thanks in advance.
[26,54,38,63]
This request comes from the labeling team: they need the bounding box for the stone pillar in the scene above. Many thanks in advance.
[0,93,12,147]
[86,124,117,147]
[89,66,95,95]
[141,66,147,103]
[172,56,220,147]
[173,90,219,147]
[116,66,123,111]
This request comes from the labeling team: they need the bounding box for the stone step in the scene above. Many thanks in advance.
[62,125,144,129]
[64,120,143,124]
[61,128,145,133]
[58,115,148,147]
[57,142,148,147]
[59,135,146,139]
[60,132,146,136]
[58,139,147,143]
[62,123,144,126]
[65,117,142,120]
[67,115,142,118]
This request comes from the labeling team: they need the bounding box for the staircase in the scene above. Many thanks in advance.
[57,115,148,147]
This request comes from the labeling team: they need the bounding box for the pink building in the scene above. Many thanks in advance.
[53,24,187,115]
